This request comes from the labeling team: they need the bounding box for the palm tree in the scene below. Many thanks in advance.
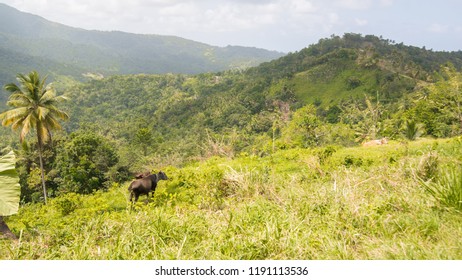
[0,71,69,204]
[404,119,423,141]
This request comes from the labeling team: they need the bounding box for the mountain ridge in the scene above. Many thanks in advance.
[0,3,283,82]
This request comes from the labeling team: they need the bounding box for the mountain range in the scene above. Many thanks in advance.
[0,3,283,85]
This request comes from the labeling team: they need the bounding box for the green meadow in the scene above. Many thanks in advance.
[2,137,461,260]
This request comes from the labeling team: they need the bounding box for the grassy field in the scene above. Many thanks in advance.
[1,137,461,259]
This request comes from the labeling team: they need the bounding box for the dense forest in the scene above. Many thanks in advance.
[1,34,462,260]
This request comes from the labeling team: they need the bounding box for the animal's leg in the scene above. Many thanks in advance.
[129,191,134,203]
[134,193,140,203]
[145,193,150,204]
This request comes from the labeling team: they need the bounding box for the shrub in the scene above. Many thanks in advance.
[52,193,82,216]
[316,145,337,164]
[346,76,362,90]
[54,131,119,194]
[343,155,363,167]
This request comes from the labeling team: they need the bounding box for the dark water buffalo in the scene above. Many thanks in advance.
[128,171,168,203]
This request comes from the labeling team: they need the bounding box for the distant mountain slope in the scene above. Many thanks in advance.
[0,46,87,105]
[0,3,283,80]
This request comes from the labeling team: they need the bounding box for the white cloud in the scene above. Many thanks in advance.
[380,0,393,7]
[158,2,198,17]
[428,23,449,34]
[355,18,368,26]
[289,0,316,14]
[334,0,372,10]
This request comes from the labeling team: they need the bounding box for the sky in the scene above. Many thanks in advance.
[1,0,461,53]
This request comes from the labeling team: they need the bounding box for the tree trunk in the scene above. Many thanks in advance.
[0,216,17,239]
[37,135,48,204]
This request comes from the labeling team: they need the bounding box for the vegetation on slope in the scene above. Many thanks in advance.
[53,35,462,154]
[0,3,283,87]
[1,138,461,259]
[0,34,461,203]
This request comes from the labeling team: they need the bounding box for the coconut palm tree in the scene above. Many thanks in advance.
[0,71,69,204]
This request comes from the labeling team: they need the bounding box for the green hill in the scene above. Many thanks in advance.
[50,34,462,160]
[0,3,283,82]
[252,34,462,104]
[0,46,85,104]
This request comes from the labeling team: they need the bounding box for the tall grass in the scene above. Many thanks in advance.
[420,165,462,211]
[1,138,462,259]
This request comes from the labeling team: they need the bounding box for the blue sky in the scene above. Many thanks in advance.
[1,0,461,52]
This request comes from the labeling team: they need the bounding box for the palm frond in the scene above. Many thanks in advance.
[38,73,48,93]
[3,83,21,94]
[40,87,56,104]
[47,107,70,121]
[8,91,31,100]
[0,107,29,126]
[16,73,34,94]
[36,121,50,144]
[11,116,26,130]
[54,95,69,103]
[20,114,34,143]
[7,98,31,108]
[37,106,50,121]
[44,116,63,132]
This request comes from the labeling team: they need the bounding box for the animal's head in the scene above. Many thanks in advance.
[157,171,168,180]
[380,138,388,144]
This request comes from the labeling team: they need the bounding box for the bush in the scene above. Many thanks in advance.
[52,193,82,216]
[343,155,363,167]
[54,131,119,194]
[346,76,362,90]
[404,119,423,140]
[316,145,337,164]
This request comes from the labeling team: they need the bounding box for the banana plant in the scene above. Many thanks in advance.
[0,150,20,239]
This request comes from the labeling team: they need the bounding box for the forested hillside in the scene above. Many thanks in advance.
[62,34,462,154]
[0,3,282,87]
